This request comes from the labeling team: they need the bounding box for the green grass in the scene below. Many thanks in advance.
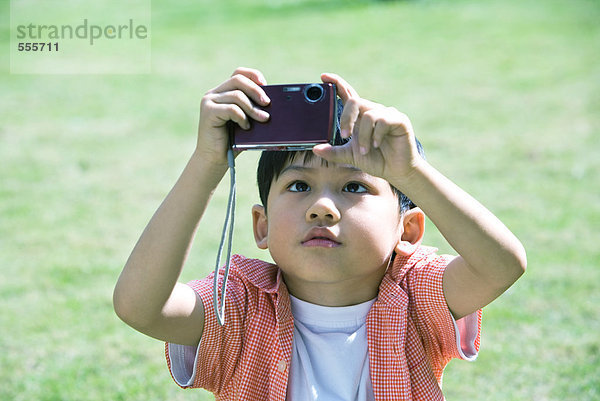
[1,0,598,399]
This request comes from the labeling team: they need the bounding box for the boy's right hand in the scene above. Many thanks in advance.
[114,67,272,348]
[195,67,271,166]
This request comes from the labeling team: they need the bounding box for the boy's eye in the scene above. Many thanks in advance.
[343,182,368,193]
[288,181,311,192]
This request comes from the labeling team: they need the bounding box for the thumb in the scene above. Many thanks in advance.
[312,143,355,165]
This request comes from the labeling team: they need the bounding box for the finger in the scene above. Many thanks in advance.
[232,67,268,86]
[340,97,361,139]
[211,90,270,123]
[212,74,270,106]
[357,110,377,155]
[231,68,270,105]
[372,118,388,149]
[207,102,250,130]
[369,107,400,149]
[312,143,355,166]
[321,73,359,103]
[394,110,414,137]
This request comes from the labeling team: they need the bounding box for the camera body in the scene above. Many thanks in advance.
[230,83,338,151]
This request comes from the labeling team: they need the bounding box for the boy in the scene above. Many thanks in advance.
[113,67,526,400]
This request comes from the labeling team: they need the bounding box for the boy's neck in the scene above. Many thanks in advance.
[280,268,385,307]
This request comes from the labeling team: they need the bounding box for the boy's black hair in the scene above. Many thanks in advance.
[257,99,426,214]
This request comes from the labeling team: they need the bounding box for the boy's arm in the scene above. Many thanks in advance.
[315,73,526,320]
[397,161,527,319]
[113,155,223,346]
[113,68,270,346]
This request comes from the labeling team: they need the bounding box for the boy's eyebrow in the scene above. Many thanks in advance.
[279,164,363,176]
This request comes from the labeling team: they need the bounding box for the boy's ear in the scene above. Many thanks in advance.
[252,204,269,250]
[395,208,425,257]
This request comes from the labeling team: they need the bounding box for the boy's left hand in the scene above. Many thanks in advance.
[313,73,423,185]
[316,74,527,321]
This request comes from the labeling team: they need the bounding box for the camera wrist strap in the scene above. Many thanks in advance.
[213,147,236,326]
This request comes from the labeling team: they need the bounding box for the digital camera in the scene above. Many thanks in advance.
[230,83,338,151]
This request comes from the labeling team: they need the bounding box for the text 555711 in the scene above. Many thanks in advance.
[18,42,59,51]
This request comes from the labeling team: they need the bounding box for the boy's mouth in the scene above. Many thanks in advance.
[301,228,341,248]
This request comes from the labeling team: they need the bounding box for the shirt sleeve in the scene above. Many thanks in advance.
[166,342,199,387]
[452,310,480,361]
[402,251,482,366]
[165,269,248,394]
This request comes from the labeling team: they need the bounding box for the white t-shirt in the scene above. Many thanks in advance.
[287,295,377,401]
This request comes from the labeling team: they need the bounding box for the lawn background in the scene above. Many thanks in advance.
[1,0,598,400]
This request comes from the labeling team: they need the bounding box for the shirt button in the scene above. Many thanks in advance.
[277,360,287,373]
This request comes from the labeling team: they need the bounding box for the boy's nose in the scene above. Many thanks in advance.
[306,196,341,224]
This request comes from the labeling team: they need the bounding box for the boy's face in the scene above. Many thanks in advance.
[253,154,404,305]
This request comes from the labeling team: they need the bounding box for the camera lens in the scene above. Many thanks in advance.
[304,84,324,103]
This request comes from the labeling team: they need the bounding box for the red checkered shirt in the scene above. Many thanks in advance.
[166,246,482,400]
